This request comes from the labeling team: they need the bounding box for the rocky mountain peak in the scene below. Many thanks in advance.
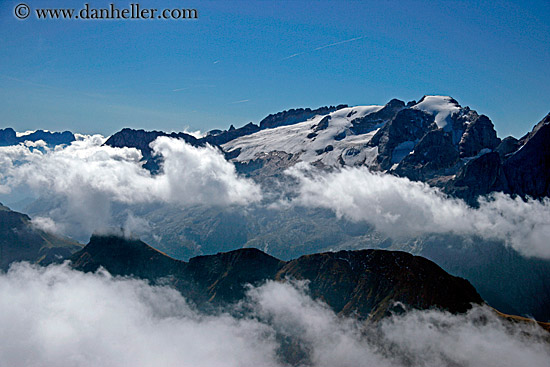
[458,114,501,157]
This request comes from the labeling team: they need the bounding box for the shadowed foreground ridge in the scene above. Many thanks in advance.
[71,234,483,319]
[0,203,81,270]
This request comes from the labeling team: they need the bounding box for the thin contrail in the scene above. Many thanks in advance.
[313,36,365,51]
[281,36,365,61]
[281,52,306,61]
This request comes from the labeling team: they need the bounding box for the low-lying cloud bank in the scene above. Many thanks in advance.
[0,135,260,239]
[1,136,550,260]
[0,262,548,367]
[287,163,550,259]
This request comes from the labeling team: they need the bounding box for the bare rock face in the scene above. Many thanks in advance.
[445,152,509,205]
[350,98,405,134]
[459,115,501,157]
[0,128,18,146]
[496,136,520,158]
[104,128,199,172]
[394,129,459,181]
[438,112,550,202]
[104,128,199,151]
[202,122,261,145]
[503,113,550,198]
[369,108,435,170]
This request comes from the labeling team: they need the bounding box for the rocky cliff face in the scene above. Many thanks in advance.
[350,98,405,134]
[394,129,459,181]
[442,112,550,203]
[458,115,501,157]
[369,108,436,170]
[70,235,483,319]
[0,128,18,145]
[503,113,550,198]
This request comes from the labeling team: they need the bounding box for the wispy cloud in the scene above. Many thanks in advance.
[0,74,55,90]
[230,99,250,104]
[281,36,366,61]
[171,84,216,92]
[281,52,306,61]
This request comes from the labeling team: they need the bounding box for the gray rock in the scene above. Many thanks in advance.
[459,115,501,157]
[395,129,459,181]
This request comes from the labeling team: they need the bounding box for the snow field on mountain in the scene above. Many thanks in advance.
[222,105,383,166]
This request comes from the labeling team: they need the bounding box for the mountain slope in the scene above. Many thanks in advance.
[0,203,81,270]
[70,235,483,319]
[503,113,550,198]
[276,249,481,320]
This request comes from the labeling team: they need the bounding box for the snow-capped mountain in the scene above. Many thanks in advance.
[223,95,487,169]
[219,95,538,204]
[99,95,549,204]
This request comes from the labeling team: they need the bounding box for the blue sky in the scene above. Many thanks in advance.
[0,0,549,137]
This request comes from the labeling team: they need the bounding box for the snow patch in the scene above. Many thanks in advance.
[412,96,460,129]
[391,140,416,164]
[15,130,42,137]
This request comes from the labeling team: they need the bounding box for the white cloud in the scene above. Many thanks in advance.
[0,136,261,240]
[380,306,550,367]
[286,163,550,259]
[182,127,205,139]
[150,137,260,206]
[0,263,548,367]
[0,263,279,367]
[31,216,62,235]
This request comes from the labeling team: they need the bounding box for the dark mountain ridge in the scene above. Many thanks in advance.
[71,234,482,320]
[68,235,550,367]
[0,128,75,147]
[0,203,81,270]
